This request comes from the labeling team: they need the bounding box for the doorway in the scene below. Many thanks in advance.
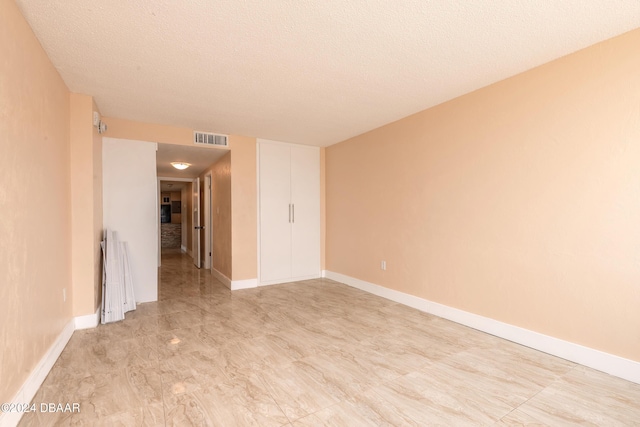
[155,143,229,274]
[158,177,193,266]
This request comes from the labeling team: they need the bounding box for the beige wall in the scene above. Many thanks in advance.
[103,116,193,146]
[70,93,103,317]
[326,29,640,362]
[92,99,103,310]
[0,0,72,403]
[230,136,257,280]
[201,153,232,278]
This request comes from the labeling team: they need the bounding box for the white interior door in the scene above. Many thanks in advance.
[259,142,292,283]
[192,177,201,268]
[291,145,321,278]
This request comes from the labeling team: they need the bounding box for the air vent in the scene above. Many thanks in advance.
[194,131,228,147]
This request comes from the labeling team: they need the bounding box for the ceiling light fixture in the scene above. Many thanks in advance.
[171,162,191,170]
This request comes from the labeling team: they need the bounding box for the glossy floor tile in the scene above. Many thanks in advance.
[19,249,640,426]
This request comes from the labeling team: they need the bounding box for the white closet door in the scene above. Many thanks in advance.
[259,143,292,282]
[290,145,320,278]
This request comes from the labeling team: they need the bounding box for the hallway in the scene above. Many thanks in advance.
[19,251,640,426]
[157,249,222,301]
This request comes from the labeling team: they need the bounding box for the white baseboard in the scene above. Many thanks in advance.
[231,278,258,290]
[180,245,186,253]
[211,268,257,291]
[321,270,327,278]
[74,307,100,330]
[259,273,321,287]
[324,270,640,385]
[0,319,75,427]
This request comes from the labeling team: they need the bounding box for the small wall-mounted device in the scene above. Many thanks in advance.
[93,111,107,134]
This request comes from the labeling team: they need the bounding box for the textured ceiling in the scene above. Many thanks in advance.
[15,1,640,147]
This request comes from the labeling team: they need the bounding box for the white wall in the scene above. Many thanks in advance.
[103,138,158,303]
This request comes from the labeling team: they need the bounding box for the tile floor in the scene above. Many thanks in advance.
[19,250,640,426]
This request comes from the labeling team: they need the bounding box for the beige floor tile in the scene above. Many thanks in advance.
[291,403,390,427]
[216,334,299,379]
[370,370,513,426]
[430,345,575,408]
[219,311,283,336]
[290,352,380,401]
[256,363,341,421]
[23,366,163,426]
[301,318,372,346]
[155,326,211,358]
[157,307,213,331]
[165,375,288,426]
[252,331,320,361]
[85,336,159,373]
[195,319,257,347]
[18,249,640,426]
[159,349,228,405]
[292,390,421,427]
[17,411,74,427]
[80,366,163,417]
[127,315,162,337]
[44,336,94,384]
[18,383,81,426]
[273,323,337,352]
[322,344,410,383]
[517,366,640,426]
[88,402,165,427]
[495,409,549,426]
[359,327,466,366]
[342,388,424,426]
[81,317,139,342]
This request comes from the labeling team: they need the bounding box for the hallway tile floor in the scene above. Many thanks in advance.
[19,250,640,426]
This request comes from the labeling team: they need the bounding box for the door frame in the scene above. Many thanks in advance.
[203,173,213,270]
[193,177,201,268]
[157,176,194,267]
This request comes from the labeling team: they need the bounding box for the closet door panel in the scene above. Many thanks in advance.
[290,145,320,278]
[259,143,292,282]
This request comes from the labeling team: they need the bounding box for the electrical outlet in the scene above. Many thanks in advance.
[63,288,66,302]
[381,261,386,271]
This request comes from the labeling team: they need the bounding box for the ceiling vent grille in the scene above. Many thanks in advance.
[194,131,228,147]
